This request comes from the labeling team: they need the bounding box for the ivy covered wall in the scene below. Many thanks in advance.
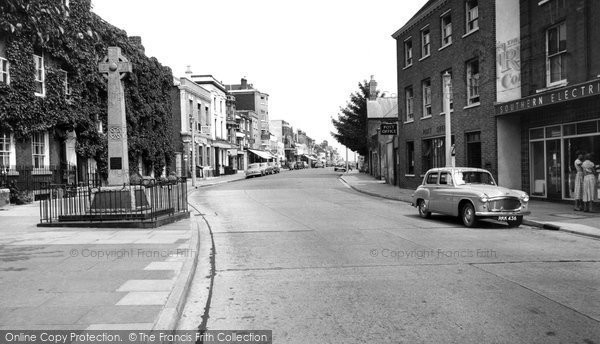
[0,0,174,178]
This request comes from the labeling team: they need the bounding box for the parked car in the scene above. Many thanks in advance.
[411,167,530,228]
[315,162,324,168]
[245,163,262,178]
[333,164,347,172]
[271,162,281,173]
[261,162,273,175]
[294,161,305,170]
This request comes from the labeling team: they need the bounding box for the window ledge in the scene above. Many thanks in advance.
[537,81,568,93]
[404,119,415,124]
[421,115,433,120]
[463,102,481,110]
[419,55,431,62]
[438,43,452,51]
[462,28,479,38]
[32,169,52,175]
[405,174,416,177]
[538,0,550,5]
[439,110,454,115]
[34,92,45,98]
[1,171,20,176]
[402,64,413,70]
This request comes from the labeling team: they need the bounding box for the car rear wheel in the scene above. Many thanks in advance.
[507,217,523,228]
[461,203,477,228]
[418,200,431,219]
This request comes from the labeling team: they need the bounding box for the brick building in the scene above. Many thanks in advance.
[495,0,600,201]
[393,0,497,189]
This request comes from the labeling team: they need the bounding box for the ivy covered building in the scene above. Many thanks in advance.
[0,0,174,192]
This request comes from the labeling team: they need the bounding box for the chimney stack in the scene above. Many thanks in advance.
[241,77,248,89]
[369,75,377,101]
[185,65,193,75]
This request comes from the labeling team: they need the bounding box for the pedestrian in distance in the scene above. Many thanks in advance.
[573,152,585,211]
[581,153,598,212]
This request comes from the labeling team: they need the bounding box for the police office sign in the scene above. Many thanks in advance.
[495,79,600,116]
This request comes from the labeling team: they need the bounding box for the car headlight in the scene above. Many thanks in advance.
[521,195,529,203]
[479,196,488,203]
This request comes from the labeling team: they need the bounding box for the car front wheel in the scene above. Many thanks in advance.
[461,203,477,228]
[507,217,523,228]
[418,200,431,219]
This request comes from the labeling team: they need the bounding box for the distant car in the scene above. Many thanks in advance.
[411,167,530,228]
[272,162,281,173]
[245,163,262,178]
[260,162,273,175]
[268,162,280,174]
[333,164,347,172]
[315,162,324,168]
[294,161,305,170]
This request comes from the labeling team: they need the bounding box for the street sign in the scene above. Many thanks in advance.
[380,123,397,135]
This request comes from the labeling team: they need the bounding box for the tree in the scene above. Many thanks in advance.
[331,80,377,156]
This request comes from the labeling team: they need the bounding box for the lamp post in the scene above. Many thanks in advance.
[443,71,454,167]
[189,114,197,187]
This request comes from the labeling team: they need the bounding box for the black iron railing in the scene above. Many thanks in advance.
[39,178,188,224]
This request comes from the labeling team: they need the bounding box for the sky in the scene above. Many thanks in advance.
[91,0,428,155]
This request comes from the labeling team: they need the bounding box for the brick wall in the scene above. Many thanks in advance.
[394,0,497,189]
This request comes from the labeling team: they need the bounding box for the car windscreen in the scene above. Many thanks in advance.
[454,171,495,185]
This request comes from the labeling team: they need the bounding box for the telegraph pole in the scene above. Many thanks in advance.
[443,71,454,167]
[190,114,197,187]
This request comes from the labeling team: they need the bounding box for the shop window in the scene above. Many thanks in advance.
[0,57,9,85]
[406,141,415,175]
[530,128,544,140]
[404,39,413,67]
[466,132,482,168]
[466,58,480,105]
[546,22,567,86]
[576,120,598,135]
[33,54,45,96]
[422,79,432,118]
[466,0,479,34]
[441,11,452,47]
[421,27,431,58]
[405,86,414,122]
[530,141,545,196]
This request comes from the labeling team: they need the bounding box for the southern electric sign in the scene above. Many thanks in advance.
[495,79,600,116]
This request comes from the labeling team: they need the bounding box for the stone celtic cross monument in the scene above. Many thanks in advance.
[98,47,132,186]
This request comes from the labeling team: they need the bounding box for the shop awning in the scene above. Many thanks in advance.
[248,149,273,160]
[212,139,236,149]
[304,154,317,160]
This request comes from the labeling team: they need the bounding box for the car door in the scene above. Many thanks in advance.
[424,172,440,212]
[435,171,455,215]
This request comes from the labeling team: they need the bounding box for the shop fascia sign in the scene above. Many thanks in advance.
[495,79,600,116]
[380,122,397,135]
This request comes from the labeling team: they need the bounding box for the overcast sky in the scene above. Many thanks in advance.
[91,0,428,155]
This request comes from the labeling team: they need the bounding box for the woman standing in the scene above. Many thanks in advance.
[573,153,584,211]
[581,153,598,212]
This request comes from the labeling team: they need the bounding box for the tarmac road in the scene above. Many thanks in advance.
[185,168,600,344]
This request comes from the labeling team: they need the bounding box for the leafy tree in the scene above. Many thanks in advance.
[331,80,377,156]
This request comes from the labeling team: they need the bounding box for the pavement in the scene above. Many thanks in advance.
[340,170,600,239]
[0,188,206,331]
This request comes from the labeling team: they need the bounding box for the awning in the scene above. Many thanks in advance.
[248,149,273,160]
[212,139,236,149]
[304,154,317,160]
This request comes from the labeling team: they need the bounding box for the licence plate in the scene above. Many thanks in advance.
[497,216,517,221]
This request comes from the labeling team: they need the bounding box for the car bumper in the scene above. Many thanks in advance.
[475,211,531,217]
[245,171,261,176]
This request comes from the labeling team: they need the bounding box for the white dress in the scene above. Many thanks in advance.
[582,160,598,202]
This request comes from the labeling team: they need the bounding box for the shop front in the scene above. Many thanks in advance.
[528,120,600,200]
[495,79,600,201]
